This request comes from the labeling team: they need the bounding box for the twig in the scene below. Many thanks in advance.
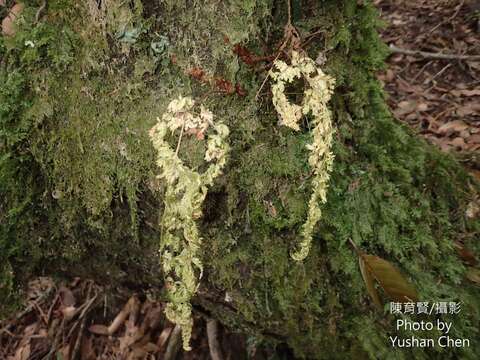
[175,121,185,156]
[255,0,298,101]
[389,44,480,61]
[255,54,277,100]
[67,293,98,340]
[301,29,326,48]
[207,319,223,360]
[72,309,93,360]
[164,324,182,360]
[0,328,16,338]
[431,106,455,123]
[254,38,290,100]
[79,294,98,320]
[303,29,325,42]
[34,0,47,24]
[103,294,107,319]
[46,294,59,326]
[428,0,465,35]
[43,319,65,360]
[287,0,292,26]
[411,60,433,82]
[0,285,55,335]
[71,285,95,360]
[33,302,48,325]
[424,63,452,85]
[348,238,362,255]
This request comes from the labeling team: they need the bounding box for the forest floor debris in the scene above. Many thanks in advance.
[376,0,480,174]
[0,277,275,359]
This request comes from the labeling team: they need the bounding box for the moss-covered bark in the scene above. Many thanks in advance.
[1,0,479,358]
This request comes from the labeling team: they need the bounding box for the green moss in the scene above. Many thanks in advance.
[202,1,479,358]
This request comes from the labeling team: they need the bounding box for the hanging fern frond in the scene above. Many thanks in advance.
[149,96,229,350]
[270,51,336,261]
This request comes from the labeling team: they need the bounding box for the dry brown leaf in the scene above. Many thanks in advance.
[433,85,449,93]
[469,169,480,182]
[467,61,480,71]
[392,19,406,26]
[437,120,469,134]
[157,325,173,352]
[467,134,480,144]
[451,89,480,97]
[360,254,418,304]
[359,257,382,309]
[59,345,70,360]
[142,305,163,331]
[27,277,54,300]
[417,102,429,112]
[12,343,30,360]
[11,323,38,360]
[108,296,137,335]
[128,343,159,360]
[459,130,470,140]
[378,69,395,82]
[465,268,480,285]
[448,137,466,150]
[439,143,451,153]
[119,332,135,352]
[127,349,147,360]
[1,3,24,37]
[120,322,143,351]
[454,242,478,266]
[81,337,96,360]
[58,286,76,307]
[385,69,395,82]
[425,134,442,147]
[61,305,78,320]
[467,143,480,152]
[391,53,405,63]
[457,102,480,117]
[395,100,418,116]
[466,200,480,220]
[405,112,418,122]
[141,342,159,352]
[396,78,422,94]
[129,296,141,324]
[88,324,109,335]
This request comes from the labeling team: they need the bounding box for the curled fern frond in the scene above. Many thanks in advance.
[149,96,229,350]
[270,51,335,261]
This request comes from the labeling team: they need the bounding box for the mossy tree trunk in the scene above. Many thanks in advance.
[1,0,479,358]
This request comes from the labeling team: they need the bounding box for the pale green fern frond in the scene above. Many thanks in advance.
[149,96,229,350]
[270,51,335,261]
